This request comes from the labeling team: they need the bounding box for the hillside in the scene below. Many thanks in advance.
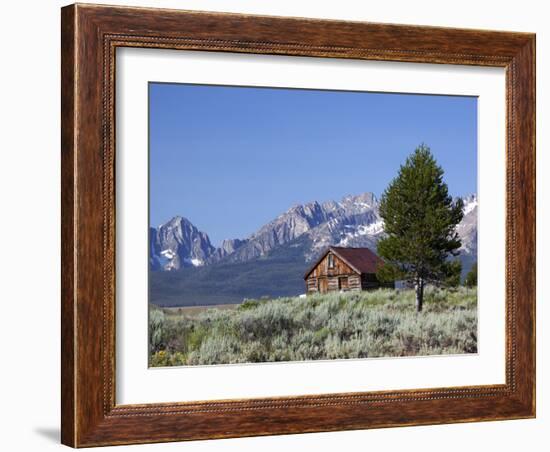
[149,235,312,306]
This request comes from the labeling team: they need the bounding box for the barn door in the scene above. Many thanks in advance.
[338,277,349,291]
[318,278,328,293]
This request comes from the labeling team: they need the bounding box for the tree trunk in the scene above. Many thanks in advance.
[415,278,424,312]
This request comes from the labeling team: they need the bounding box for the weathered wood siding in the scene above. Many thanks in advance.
[311,252,355,278]
[306,251,361,294]
[348,275,362,290]
[306,277,318,293]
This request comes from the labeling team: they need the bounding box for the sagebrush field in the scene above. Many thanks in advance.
[149,287,477,366]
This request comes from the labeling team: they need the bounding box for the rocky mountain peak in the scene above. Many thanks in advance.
[150,192,477,273]
[340,192,378,209]
[150,216,215,271]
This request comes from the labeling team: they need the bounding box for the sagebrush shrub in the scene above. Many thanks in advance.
[150,287,477,366]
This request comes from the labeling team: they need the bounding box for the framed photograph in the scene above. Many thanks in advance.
[61,3,535,447]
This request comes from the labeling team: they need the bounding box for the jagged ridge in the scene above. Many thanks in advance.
[150,192,477,272]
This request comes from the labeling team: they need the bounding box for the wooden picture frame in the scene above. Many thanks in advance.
[61,3,535,447]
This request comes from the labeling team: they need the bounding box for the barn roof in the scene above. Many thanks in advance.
[304,246,383,279]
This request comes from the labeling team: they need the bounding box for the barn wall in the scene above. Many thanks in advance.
[349,275,362,290]
[306,277,318,294]
[310,252,355,278]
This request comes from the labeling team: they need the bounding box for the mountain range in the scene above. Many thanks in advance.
[149,192,477,306]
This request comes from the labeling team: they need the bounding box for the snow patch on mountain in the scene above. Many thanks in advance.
[338,220,385,247]
[160,249,175,259]
[462,194,478,216]
[185,258,204,267]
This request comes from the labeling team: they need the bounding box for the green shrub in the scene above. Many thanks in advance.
[465,262,478,288]
[148,307,166,353]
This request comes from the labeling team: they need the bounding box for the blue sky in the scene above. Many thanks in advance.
[149,83,477,246]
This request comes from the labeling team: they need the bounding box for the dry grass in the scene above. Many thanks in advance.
[149,287,477,367]
[162,303,239,318]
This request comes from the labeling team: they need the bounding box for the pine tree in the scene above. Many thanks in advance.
[376,144,464,312]
[464,262,477,288]
[444,260,462,289]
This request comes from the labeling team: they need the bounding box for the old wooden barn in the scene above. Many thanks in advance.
[304,246,391,295]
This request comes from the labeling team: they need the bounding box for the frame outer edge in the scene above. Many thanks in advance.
[531,35,536,417]
[514,35,536,416]
[60,3,536,447]
[61,3,77,448]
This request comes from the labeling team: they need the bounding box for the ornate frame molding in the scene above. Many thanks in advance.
[61,4,535,447]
